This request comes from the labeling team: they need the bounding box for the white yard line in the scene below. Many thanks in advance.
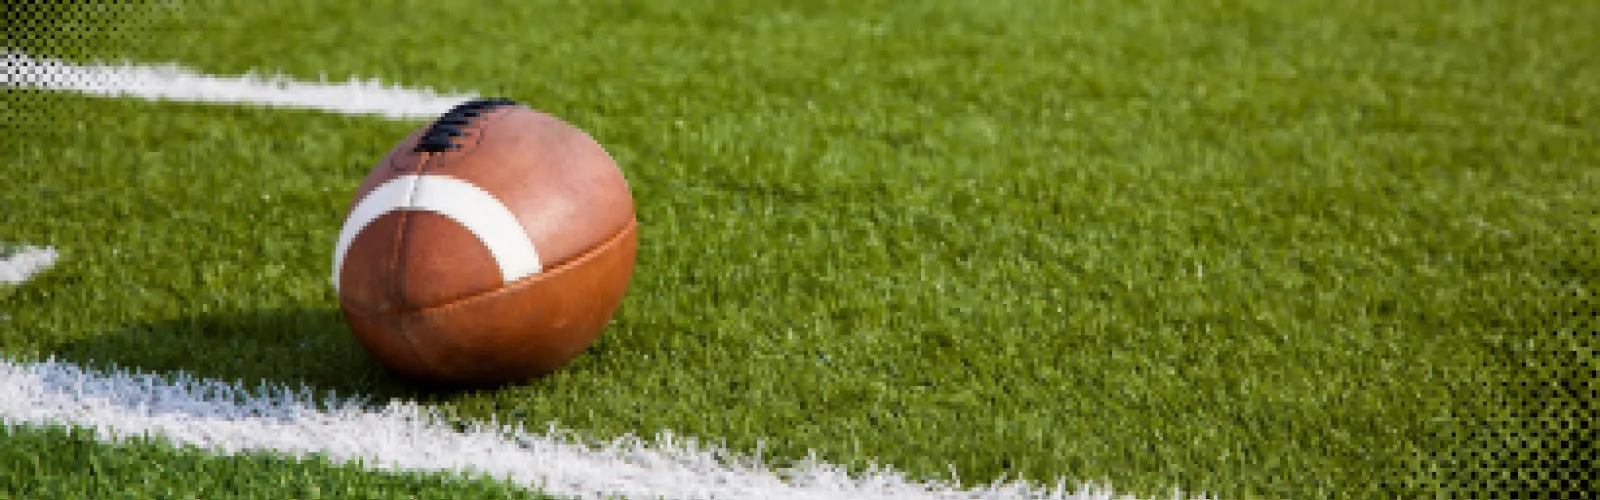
[2,52,475,119]
[0,245,59,286]
[0,358,1125,500]
[0,53,1180,500]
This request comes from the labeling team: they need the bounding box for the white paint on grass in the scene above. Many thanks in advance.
[0,358,1141,500]
[1,52,476,119]
[0,245,59,285]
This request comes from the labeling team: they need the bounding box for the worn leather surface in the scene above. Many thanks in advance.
[335,104,637,385]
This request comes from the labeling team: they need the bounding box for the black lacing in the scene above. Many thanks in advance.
[413,97,519,153]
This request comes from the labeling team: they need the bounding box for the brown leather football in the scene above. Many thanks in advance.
[332,98,637,387]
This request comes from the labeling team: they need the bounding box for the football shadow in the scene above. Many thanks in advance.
[46,307,478,404]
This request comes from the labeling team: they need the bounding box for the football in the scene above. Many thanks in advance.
[332,98,638,387]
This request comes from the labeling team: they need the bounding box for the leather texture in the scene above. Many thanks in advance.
[336,103,637,386]
[342,220,637,385]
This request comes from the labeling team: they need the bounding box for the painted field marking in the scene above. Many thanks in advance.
[1,52,1187,500]
[2,51,475,119]
[0,358,1127,500]
[0,245,59,286]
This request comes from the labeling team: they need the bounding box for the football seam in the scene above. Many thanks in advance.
[386,107,513,309]
[385,102,507,311]
[370,216,636,320]
[386,152,434,373]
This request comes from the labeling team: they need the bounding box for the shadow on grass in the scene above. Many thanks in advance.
[46,307,478,404]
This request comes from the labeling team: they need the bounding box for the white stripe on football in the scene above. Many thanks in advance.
[331,174,542,293]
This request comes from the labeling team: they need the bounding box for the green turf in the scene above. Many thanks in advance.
[0,424,554,500]
[4,0,1598,498]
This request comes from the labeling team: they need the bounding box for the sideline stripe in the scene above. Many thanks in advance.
[333,174,543,292]
[0,245,59,286]
[1,52,476,119]
[0,358,1124,500]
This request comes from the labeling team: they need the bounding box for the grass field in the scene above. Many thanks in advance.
[4,0,1597,498]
